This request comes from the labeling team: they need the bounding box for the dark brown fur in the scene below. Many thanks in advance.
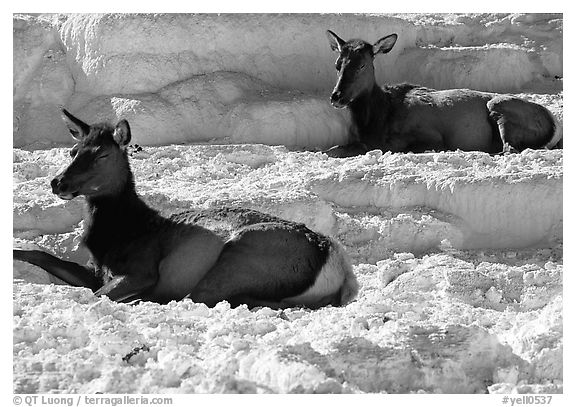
[14,110,358,308]
[324,30,561,157]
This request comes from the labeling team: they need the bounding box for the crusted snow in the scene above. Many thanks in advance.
[13,13,562,148]
[13,145,563,394]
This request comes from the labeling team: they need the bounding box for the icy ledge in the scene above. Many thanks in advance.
[312,149,562,250]
[13,146,562,264]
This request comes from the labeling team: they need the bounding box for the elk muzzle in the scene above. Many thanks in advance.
[330,89,349,108]
[51,174,77,200]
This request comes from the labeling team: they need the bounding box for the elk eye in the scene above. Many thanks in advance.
[97,154,110,160]
[359,64,366,70]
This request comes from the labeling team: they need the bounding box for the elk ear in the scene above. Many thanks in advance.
[113,120,132,148]
[326,30,346,52]
[62,109,90,141]
[373,33,398,55]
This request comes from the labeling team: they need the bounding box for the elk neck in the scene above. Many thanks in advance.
[82,160,161,261]
[348,84,391,144]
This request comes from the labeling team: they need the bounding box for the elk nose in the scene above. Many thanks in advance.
[51,177,67,194]
[330,90,342,103]
[330,90,348,108]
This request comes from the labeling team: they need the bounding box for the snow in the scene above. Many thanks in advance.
[13,145,563,394]
[12,13,563,394]
[12,248,563,393]
[13,13,562,148]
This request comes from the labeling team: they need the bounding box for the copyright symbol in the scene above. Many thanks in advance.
[13,396,22,405]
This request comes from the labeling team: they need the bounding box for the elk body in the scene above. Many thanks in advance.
[13,110,358,309]
[324,30,562,157]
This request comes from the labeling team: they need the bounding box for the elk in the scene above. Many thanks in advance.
[13,110,358,309]
[324,30,562,157]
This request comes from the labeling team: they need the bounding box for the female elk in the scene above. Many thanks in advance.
[324,30,562,157]
[13,110,358,309]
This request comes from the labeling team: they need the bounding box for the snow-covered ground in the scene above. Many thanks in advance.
[13,13,563,394]
[12,145,563,394]
[14,13,562,148]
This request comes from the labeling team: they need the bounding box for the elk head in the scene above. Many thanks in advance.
[51,110,132,200]
[326,30,398,108]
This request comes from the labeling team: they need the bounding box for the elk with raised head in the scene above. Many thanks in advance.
[323,30,562,157]
[13,110,358,309]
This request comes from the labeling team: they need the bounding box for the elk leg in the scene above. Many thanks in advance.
[185,291,291,309]
[323,142,369,157]
[487,95,554,152]
[226,294,335,310]
[185,291,289,309]
[227,295,289,310]
[187,222,331,309]
[13,249,101,290]
[95,274,157,303]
